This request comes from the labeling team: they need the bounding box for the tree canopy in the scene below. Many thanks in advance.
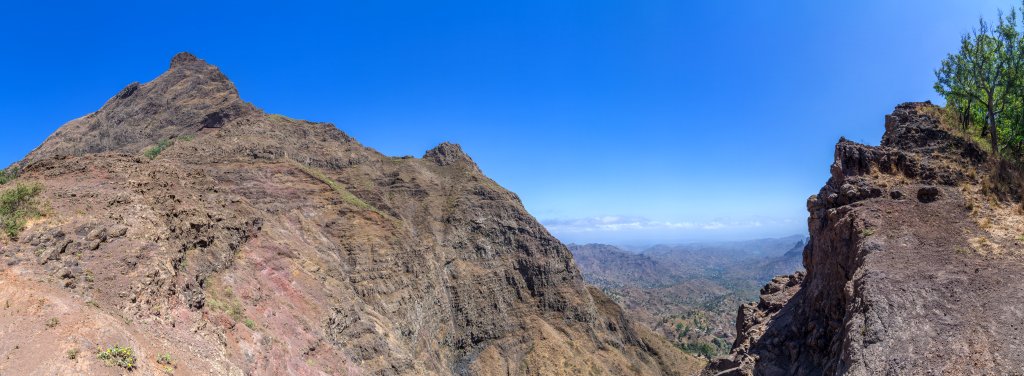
[935,7,1024,157]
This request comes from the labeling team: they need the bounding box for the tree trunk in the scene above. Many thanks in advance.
[964,98,973,131]
[988,105,999,155]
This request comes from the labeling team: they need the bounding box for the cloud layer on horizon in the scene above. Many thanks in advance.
[541,215,803,243]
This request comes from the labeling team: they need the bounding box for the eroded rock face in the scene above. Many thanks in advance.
[706,103,1024,375]
[0,53,702,375]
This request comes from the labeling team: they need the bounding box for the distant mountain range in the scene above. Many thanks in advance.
[568,235,807,358]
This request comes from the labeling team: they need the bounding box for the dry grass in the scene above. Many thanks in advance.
[968,236,1001,255]
[961,173,1024,256]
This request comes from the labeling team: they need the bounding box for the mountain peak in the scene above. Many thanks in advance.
[423,142,478,169]
[22,53,257,163]
[169,51,201,69]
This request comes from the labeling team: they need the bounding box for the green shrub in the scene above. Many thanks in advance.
[97,345,136,370]
[678,341,717,358]
[0,167,19,185]
[144,139,175,160]
[66,348,79,360]
[0,183,42,239]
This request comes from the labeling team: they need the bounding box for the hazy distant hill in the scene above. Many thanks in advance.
[568,235,806,358]
[567,243,675,288]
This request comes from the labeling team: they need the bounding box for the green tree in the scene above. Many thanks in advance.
[935,10,1024,155]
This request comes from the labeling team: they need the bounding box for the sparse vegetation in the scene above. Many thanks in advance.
[663,309,732,358]
[0,167,20,185]
[979,217,992,229]
[292,161,384,215]
[45,317,59,328]
[97,345,137,370]
[66,348,79,360]
[1,183,43,239]
[860,228,875,237]
[157,353,173,365]
[206,296,245,321]
[678,341,717,359]
[144,138,175,159]
[205,286,257,330]
[143,135,195,160]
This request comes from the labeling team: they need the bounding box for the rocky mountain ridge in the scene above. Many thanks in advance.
[707,102,1024,375]
[0,53,703,375]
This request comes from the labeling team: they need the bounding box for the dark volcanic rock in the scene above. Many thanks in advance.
[706,102,1024,375]
[23,52,257,163]
[423,142,478,169]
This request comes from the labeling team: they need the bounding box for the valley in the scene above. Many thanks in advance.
[569,236,806,359]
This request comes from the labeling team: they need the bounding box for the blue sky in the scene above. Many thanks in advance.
[0,0,1014,244]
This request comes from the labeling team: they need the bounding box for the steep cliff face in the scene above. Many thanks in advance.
[707,103,1024,375]
[0,53,702,375]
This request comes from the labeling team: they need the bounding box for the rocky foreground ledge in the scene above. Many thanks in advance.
[706,102,1024,375]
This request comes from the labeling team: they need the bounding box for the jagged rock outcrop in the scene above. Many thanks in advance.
[706,102,1024,375]
[24,53,257,162]
[0,53,703,375]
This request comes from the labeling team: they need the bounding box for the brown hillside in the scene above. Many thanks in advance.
[0,53,703,376]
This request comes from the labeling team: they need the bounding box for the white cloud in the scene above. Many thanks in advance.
[541,216,795,234]
[701,221,725,230]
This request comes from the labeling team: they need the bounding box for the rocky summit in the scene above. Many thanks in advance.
[0,53,703,375]
[706,103,1024,375]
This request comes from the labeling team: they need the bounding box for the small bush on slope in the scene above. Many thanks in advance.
[0,183,42,239]
[0,167,19,185]
[97,345,136,370]
[144,139,175,160]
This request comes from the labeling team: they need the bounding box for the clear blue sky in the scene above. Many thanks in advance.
[0,0,1014,244]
